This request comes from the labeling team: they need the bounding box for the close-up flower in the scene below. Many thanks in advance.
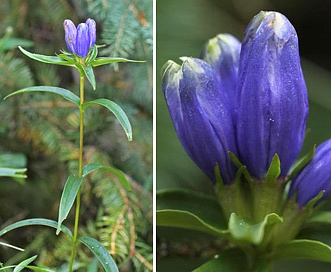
[162,57,237,184]
[289,139,331,206]
[63,18,96,58]
[236,11,309,180]
[158,6,331,272]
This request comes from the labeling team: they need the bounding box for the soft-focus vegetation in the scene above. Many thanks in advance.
[157,0,331,271]
[0,0,152,271]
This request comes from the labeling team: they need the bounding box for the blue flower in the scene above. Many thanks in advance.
[289,139,331,206]
[201,34,241,112]
[162,57,237,184]
[63,18,96,58]
[162,11,308,185]
[236,11,308,179]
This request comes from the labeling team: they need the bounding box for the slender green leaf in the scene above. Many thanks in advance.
[0,266,15,271]
[214,164,224,185]
[273,239,331,262]
[0,241,24,251]
[14,255,37,272]
[288,145,316,181]
[91,57,145,67]
[82,163,130,190]
[228,151,254,183]
[193,249,248,272]
[0,218,72,237]
[265,154,281,183]
[305,190,324,209]
[56,53,76,65]
[157,210,229,238]
[82,99,132,141]
[19,46,74,66]
[228,213,282,245]
[157,189,228,237]
[57,175,83,234]
[4,86,80,106]
[78,236,119,272]
[26,266,55,272]
[86,45,98,65]
[0,167,27,178]
[83,65,96,90]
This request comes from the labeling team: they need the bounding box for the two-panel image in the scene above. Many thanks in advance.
[1,1,331,271]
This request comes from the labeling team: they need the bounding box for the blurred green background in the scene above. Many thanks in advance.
[0,0,152,271]
[157,0,331,271]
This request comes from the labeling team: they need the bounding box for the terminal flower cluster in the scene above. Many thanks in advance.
[162,11,331,206]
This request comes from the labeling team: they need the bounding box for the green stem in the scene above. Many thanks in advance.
[68,74,85,271]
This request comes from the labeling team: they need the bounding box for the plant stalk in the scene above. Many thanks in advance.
[68,74,85,271]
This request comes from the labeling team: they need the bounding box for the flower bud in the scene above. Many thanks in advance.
[76,23,90,58]
[201,34,241,109]
[63,19,77,54]
[86,18,96,48]
[162,57,237,184]
[236,11,308,179]
[289,139,331,206]
[63,18,96,58]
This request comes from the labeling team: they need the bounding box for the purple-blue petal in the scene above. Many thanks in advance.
[289,139,331,206]
[63,19,77,54]
[162,57,237,184]
[86,18,96,48]
[75,23,90,58]
[201,34,241,112]
[236,11,308,179]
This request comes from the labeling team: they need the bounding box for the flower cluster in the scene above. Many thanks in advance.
[63,18,96,58]
[162,11,331,206]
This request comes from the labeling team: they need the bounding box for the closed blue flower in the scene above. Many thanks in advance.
[289,139,331,206]
[236,11,308,179]
[63,18,96,58]
[201,34,241,111]
[162,57,237,184]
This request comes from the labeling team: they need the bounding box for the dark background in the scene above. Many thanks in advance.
[157,0,331,271]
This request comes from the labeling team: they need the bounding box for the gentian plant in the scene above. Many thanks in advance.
[0,18,143,272]
[158,11,331,271]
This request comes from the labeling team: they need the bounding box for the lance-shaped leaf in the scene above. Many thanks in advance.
[0,241,24,251]
[78,236,119,272]
[86,45,98,65]
[83,65,96,90]
[26,267,55,272]
[83,163,130,190]
[228,213,283,245]
[91,57,145,67]
[273,239,331,262]
[287,145,316,182]
[0,167,27,178]
[14,256,38,272]
[19,46,75,66]
[82,99,132,141]
[157,189,228,238]
[265,154,281,184]
[0,218,72,237]
[4,86,80,106]
[57,175,83,234]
